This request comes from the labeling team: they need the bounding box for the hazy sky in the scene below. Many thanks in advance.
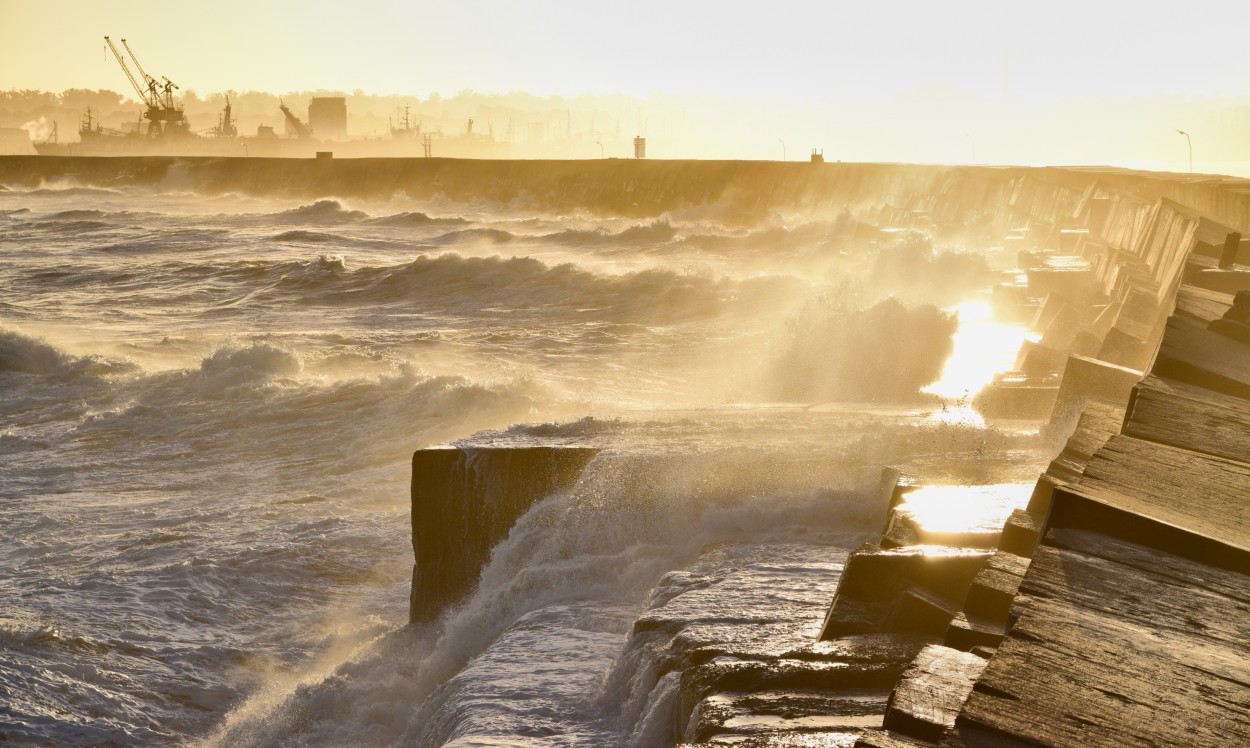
[4,0,1250,101]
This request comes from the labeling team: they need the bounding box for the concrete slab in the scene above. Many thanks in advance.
[883,645,987,743]
[949,530,1250,747]
[1153,315,1250,399]
[1123,374,1250,465]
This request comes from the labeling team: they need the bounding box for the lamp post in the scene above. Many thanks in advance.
[595,140,604,159]
[777,138,786,162]
[1177,130,1192,173]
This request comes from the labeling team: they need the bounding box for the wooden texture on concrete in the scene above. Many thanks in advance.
[1047,434,1250,570]
[1045,401,1124,481]
[944,613,1005,653]
[997,509,1040,558]
[883,645,986,743]
[1190,267,1250,294]
[962,551,1029,623]
[1124,374,1250,464]
[949,529,1250,747]
[1173,285,1234,324]
[1153,316,1250,399]
[819,545,993,639]
[855,730,931,748]
[1138,198,1200,292]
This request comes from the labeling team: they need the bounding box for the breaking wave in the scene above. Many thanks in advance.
[766,297,958,402]
[543,219,679,247]
[368,211,469,227]
[271,200,369,224]
[0,329,138,378]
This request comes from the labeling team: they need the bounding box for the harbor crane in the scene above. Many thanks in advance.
[103,36,188,137]
[279,102,313,139]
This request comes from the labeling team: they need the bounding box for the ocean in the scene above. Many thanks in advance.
[0,177,1046,746]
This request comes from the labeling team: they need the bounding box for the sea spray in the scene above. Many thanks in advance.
[203,452,883,747]
[0,177,1043,746]
[766,296,958,402]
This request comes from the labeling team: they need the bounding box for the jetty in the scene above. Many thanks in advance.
[383,162,1250,746]
[5,155,1248,745]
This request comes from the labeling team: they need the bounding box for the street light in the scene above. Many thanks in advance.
[595,140,604,159]
[777,138,786,162]
[1177,130,1192,173]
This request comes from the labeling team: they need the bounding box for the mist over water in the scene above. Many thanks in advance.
[0,180,1042,746]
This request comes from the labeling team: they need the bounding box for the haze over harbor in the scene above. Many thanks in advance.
[4,2,1250,746]
[7,0,1250,169]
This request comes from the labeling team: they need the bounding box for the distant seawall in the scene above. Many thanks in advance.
[9,155,1250,230]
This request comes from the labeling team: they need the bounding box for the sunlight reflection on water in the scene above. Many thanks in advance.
[895,483,1034,534]
[924,300,1036,426]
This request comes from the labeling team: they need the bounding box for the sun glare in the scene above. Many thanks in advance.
[922,300,1035,425]
[894,483,1034,534]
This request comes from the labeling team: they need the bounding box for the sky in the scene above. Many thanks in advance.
[4,0,1250,101]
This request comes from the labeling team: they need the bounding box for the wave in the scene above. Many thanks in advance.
[542,219,678,247]
[310,253,793,323]
[0,329,138,378]
[47,209,108,221]
[93,228,234,254]
[428,227,517,245]
[272,229,345,243]
[34,219,114,233]
[367,211,469,228]
[197,342,304,394]
[203,449,882,747]
[271,199,368,224]
[24,186,123,197]
[765,297,958,402]
[155,252,787,323]
[869,231,991,304]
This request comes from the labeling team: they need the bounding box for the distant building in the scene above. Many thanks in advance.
[308,97,347,141]
[634,136,646,159]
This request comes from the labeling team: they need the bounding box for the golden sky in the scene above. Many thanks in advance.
[4,0,1250,100]
[7,0,1250,173]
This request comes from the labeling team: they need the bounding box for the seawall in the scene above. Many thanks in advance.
[9,154,1250,232]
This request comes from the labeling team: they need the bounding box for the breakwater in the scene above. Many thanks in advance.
[395,161,1250,745]
[7,151,1246,744]
[9,154,1250,232]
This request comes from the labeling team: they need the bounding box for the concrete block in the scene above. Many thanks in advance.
[886,587,959,636]
[883,645,987,743]
[944,612,1006,652]
[819,545,993,639]
[963,551,1029,623]
[998,509,1041,558]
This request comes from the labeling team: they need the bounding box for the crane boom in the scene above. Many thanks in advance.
[120,38,161,108]
[279,103,313,139]
[104,36,154,107]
